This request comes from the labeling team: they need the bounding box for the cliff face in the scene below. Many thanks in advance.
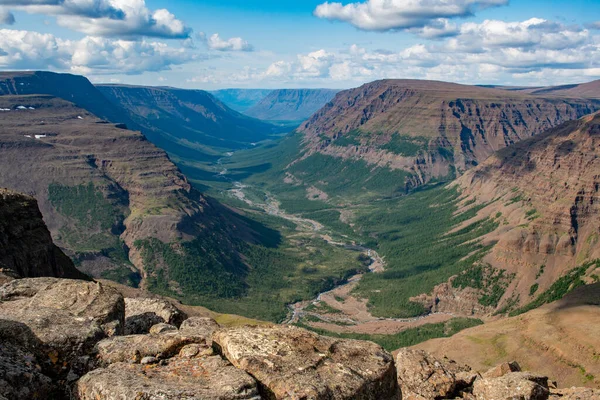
[421,113,600,315]
[0,189,86,282]
[245,89,339,121]
[298,80,600,188]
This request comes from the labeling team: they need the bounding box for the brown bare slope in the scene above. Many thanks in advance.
[413,283,600,389]
[420,112,600,316]
[298,79,600,188]
[0,94,267,298]
[0,188,86,282]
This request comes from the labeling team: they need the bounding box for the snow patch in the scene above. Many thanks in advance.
[34,135,47,139]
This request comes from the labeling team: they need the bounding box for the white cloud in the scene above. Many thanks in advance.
[3,0,191,38]
[0,8,15,24]
[234,17,600,87]
[199,33,253,52]
[0,29,199,74]
[314,0,508,33]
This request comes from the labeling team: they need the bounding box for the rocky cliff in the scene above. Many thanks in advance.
[1,276,596,399]
[245,88,339,121]
[298,79,600,189]
[0,188,86,283]
[413,112,600,316]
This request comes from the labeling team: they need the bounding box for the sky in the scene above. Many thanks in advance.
[0,0,599,89]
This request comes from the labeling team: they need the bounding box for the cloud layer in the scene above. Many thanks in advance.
[249,18,600,86]
[3,0,191,38]
[314,0,508,36]
[0,29,197,74]
[0,8,15,24]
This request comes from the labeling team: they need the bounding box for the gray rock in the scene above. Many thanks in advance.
[140,356,158,365]
[0,278,124,378]
[75,355,260,400]
[95,331,210,365]
[213,324,401,400]
[0,342,54,399]
[124,297,187,335]
[473,372,550,400]
[149,322,178,334]
[396,348,476,400]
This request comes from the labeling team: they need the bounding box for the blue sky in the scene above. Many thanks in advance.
[0,0,599,89]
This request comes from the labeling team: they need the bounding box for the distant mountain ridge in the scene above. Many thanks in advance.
[245,88,339,121]
[97,84,282,152]
[210,89,273,112]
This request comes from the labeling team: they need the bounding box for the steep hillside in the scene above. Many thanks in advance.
[210,89,273,112]
[298,79,600,190]
[245,89,339,121]
[412,112,600,316]
[0,94,277,306]
[97,84,280,152]
[0,188,86,283]
[414,283,600,389]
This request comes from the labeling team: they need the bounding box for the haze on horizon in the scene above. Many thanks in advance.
[0,0,598,90]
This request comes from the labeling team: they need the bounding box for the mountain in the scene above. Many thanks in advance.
[0,71,134,126]
[298,79,600,190]
[210,89,273,112]
[412,112,600,316]
[514,80,600,98]
[97,84,280,153]
[245,89,339,121]
[0,90,277,308]
[414,282,600,388]
[0,188,87,283]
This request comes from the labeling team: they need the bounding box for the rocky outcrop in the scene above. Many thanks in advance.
[395,349,477,399]
[124,297,187,334]
[0,188,86,281]
[76,354,261,400]
[2,276,597,400]
[472,372,550,400]
[213,325,401,400]
[0,278,124,397]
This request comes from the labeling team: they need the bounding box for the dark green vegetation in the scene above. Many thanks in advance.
[48,183,128,254]
[136,210,366,322]
[381,134,429,156]
[296,317,484,351]
[509,261,597,316]
[453,264,515,308]
[352,186,498,317]
[219,137,500,318]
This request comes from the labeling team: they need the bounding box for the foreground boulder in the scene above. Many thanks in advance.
[124,297,187,334]
[0,278,124,382]
[76,353,260,400]
[76,319,260,399]
[395,349,478,400]
[95,318,218,366]
[0,342,54,399]
[213,325,401,400]
[472,372,550,400]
